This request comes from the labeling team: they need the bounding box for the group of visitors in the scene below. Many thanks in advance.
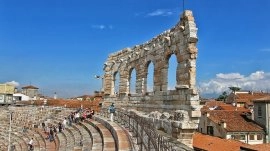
[39,107,95,144]
[41,122,60,142]
[67,108,95,124]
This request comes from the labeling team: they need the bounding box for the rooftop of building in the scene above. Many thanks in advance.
[234,91,270,103]
[206,110,263,132]
[21,85,39,89]
[252,96,270,103]
[193,132,269,151]
[201,100,249,112]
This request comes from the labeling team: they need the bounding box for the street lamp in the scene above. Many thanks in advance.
[8,111,13,151]
[95,75,104,93]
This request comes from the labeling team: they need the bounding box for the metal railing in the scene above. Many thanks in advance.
[99,108,192,151]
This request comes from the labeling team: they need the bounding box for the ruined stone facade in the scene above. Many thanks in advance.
[102,10,201,146]
[103,10,200,146]
[103,10,199,110]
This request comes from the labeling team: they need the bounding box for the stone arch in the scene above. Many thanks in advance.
[128,67,137,94]
[102,10,200,114]
[112,71,120,96]
[165,50,178,90]
[145,60,155,93]
[101,10,201,148]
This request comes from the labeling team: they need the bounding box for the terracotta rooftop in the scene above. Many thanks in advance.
[193,132,253,151]
[193,132,269,151]
[201,101,249,112]
[22,85,39,89]
[235,92,270,103]
[207,110,263,132]
[252,96,270,102]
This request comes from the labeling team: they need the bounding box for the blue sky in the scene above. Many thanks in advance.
[0,0,270,98]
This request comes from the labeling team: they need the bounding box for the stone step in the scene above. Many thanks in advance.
[57,131,67,151]
[94,115,132,151]
[87,120,116,151]
[79,120,103,151]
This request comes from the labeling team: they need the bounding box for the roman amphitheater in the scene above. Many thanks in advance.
[0,10,200,151]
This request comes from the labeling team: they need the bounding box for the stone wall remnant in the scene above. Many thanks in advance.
[102,10,200,113]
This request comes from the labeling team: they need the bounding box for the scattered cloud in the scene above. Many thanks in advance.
[91,24,113,30]
[146,9,174,17]
[5,81,20,87]
[260,48,270,52]
[198,71,270,96]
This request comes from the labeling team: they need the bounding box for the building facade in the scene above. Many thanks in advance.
[253,96,270,143]
[199,110,264,145]
[21,85,39,100]
[0,84,15,104]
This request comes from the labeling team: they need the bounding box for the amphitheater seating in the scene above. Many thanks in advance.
[0,105,133,151]
[94,116,132,151]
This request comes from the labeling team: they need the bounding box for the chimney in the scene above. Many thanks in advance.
[220,120,226,128]
[206,112,210,117]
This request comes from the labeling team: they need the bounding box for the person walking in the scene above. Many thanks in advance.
[62,117,67,130]
[28,138,34,151]
[108,103,115,122]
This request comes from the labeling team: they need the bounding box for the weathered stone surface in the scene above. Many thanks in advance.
[102,10,201,148]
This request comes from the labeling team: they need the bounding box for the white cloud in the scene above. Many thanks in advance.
[147,9,174,17]
[260,48,270,52]
[91,24,113,30]
[216,73,244,80]
[198,71,270,96]
[5,81,20,87]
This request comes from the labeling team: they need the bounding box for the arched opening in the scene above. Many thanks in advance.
[167,54,177,90]
[129,68,136,94]
[113,71,120,95]
[147,61,154,92]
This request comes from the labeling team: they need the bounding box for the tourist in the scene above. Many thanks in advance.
[22,126,27,133]
[28,138,34,150]
[53,125,57,135]
[68,113,73,126]
[108,103,115,122]
[42,122,45,132]
[62,117,67,130]
[90,109,95,117]
[58,122,63,133]
[75,112,80,123]
[49,127,54,142]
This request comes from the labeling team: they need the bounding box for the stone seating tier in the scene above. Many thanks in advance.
[0,106,134,151]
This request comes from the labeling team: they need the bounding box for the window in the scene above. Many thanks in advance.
[207,126,214,136]
[258,105,262,118]
[257,134,262,140]
[233,134,245,140]
[240,135,246,140]
[249,134,255,140]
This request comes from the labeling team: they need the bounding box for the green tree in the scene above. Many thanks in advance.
[217,91,228,102]
[228,86,241,93]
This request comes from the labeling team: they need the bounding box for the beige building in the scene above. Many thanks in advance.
[226,91,270,109]
[198,110,264,145]
[253,96,270,143]
[0,84,15,104]
[21,85,39,100]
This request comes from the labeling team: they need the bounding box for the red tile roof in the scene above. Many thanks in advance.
[201,101,249,112]
[235,92,270,103]
[248,143,270,150]
[193,133,270,151]
[22,85,39,89]
[207,110,263,132]
[252,96,270,102]
[193,132,253,151]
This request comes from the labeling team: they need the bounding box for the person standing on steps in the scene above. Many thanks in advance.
[28,138,34,151]
[108,103,115,122]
